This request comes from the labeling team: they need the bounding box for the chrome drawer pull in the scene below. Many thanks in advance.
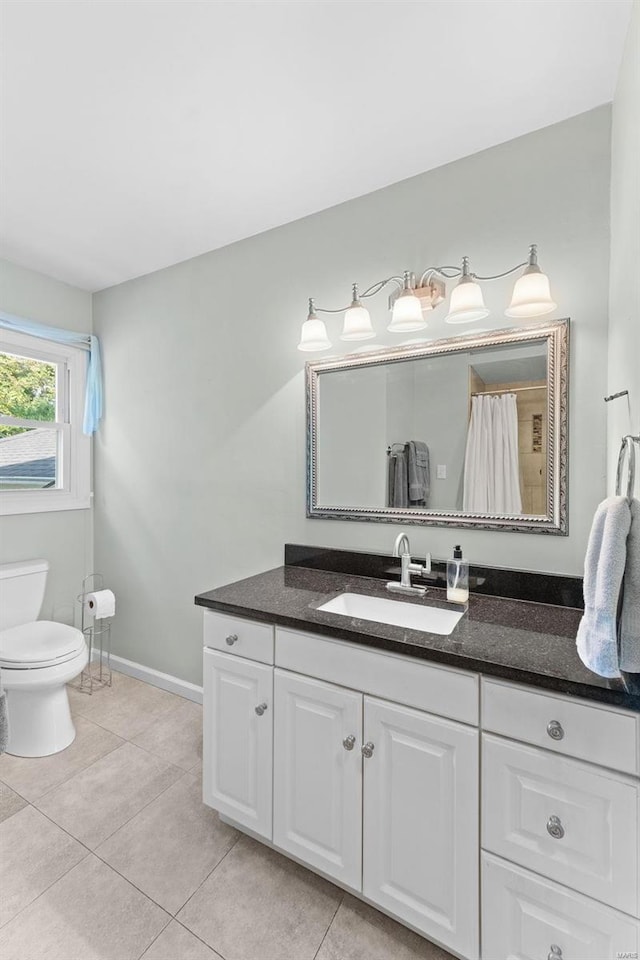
[548,945,563,960]
[225,634,238,646]
[546,815,565,839]
[546,719,564,741]
[361,742,375,759]
[343,735,356,751]
[255,702,268,716]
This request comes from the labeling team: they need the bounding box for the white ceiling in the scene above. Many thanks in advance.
[0,0,632,292]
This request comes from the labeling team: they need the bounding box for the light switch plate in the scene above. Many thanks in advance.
[437,464,447,479]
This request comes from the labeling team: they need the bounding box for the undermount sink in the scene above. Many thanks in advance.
[317,592,464,636]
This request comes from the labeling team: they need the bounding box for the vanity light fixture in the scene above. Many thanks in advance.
[505,244,557,318]
[298,243,556,352]
[387,272,428,333]
[297,299,332,352]
[443,257,490,324]
[341,284,376,341]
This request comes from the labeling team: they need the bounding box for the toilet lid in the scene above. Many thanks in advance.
[0,620,85,667]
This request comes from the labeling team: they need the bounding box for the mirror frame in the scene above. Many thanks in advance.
[306,318,569,534]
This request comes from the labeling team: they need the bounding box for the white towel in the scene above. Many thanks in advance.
[576,496,631,678]
[620,498,640,672]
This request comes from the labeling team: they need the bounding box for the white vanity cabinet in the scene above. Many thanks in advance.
[203,611,479,959]
[202,609,640,960]
[202,648,273,839]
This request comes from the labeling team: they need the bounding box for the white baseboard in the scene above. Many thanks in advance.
[93,651,202,704]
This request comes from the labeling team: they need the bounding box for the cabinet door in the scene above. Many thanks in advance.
[363,696,479,959]
[273,669,362,889]
[203,648,273,839]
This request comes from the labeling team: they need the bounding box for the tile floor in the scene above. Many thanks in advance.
[0,671,454,960]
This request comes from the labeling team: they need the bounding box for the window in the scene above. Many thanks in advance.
[0,329,91,514]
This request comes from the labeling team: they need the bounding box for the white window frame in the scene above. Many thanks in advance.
[0,328,91,515]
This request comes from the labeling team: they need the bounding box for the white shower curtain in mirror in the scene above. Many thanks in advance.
[463,393,522,514]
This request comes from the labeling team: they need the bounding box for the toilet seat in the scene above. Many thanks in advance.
[0,620,86,669]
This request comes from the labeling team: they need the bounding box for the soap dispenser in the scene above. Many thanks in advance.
[447,545,469,604]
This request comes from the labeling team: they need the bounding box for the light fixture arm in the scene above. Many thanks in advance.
[310,275,404,314]
[473,260,529,282]
[419,265,464,285]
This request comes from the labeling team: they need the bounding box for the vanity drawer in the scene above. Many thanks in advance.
[203,610,274,664]
[482,852,640,960]
[275,627,478,726]
[482,734,639,915]
[482,677,640,775]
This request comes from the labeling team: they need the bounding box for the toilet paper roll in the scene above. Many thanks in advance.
[84,589,116,620]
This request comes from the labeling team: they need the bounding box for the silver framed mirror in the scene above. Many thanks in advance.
[306,318,568,533]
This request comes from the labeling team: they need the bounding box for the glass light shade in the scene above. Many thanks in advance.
[297,316,332,352]
[444,277,490,324]
[387,290,427,332]
[340,304,375,341]
[505,268,557,318]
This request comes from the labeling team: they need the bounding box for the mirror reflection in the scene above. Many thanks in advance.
[316,339,548,517]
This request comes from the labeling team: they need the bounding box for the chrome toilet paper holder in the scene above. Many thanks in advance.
[76,573,113,694]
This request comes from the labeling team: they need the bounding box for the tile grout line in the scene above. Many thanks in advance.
[4,801,176,936]
[312,893,344,960]
[0,840,93,932]
[173,832,243,925]
[16,734,125,805]
[133,911,174,960]
[174,916,231,960]
[84,762,190,851]
[14,676,182,800]
[0,776,31,807]
[1,675,204,942]
[28,765,224,924]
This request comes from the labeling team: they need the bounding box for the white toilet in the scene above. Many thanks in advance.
[0,559,88,757]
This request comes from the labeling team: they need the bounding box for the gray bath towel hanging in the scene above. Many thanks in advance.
[408,440,430,505]
[387,447,409,508]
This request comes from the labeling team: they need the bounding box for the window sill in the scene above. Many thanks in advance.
[0,491,92,516]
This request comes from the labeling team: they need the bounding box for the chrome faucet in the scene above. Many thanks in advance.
[386,532,431,597]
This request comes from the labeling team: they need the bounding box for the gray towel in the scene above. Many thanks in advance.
[387,451,409,508]
[408,441,430,505]
[576,496,631,678]
[620,498,640,672]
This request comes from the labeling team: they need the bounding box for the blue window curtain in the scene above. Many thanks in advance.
[0,311,103,435]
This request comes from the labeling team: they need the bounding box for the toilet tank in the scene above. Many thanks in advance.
[0,559,49,631]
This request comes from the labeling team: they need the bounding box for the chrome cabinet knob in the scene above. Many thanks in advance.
[547,720,564,741]
[343,735,356,751]
[547,815,565,839]
[548,945,563,960]
[225,634,238,646]
[255,702,268,716]
[361,742,375,759]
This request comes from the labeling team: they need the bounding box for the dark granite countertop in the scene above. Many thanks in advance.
[195,566,640,712]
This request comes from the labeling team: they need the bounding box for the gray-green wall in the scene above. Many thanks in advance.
[93,106,612,686]
[608,0,639,494]
[0,259,93,623]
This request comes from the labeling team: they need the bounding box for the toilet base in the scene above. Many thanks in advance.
[5,684,77,757]
[1,644,88,757]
